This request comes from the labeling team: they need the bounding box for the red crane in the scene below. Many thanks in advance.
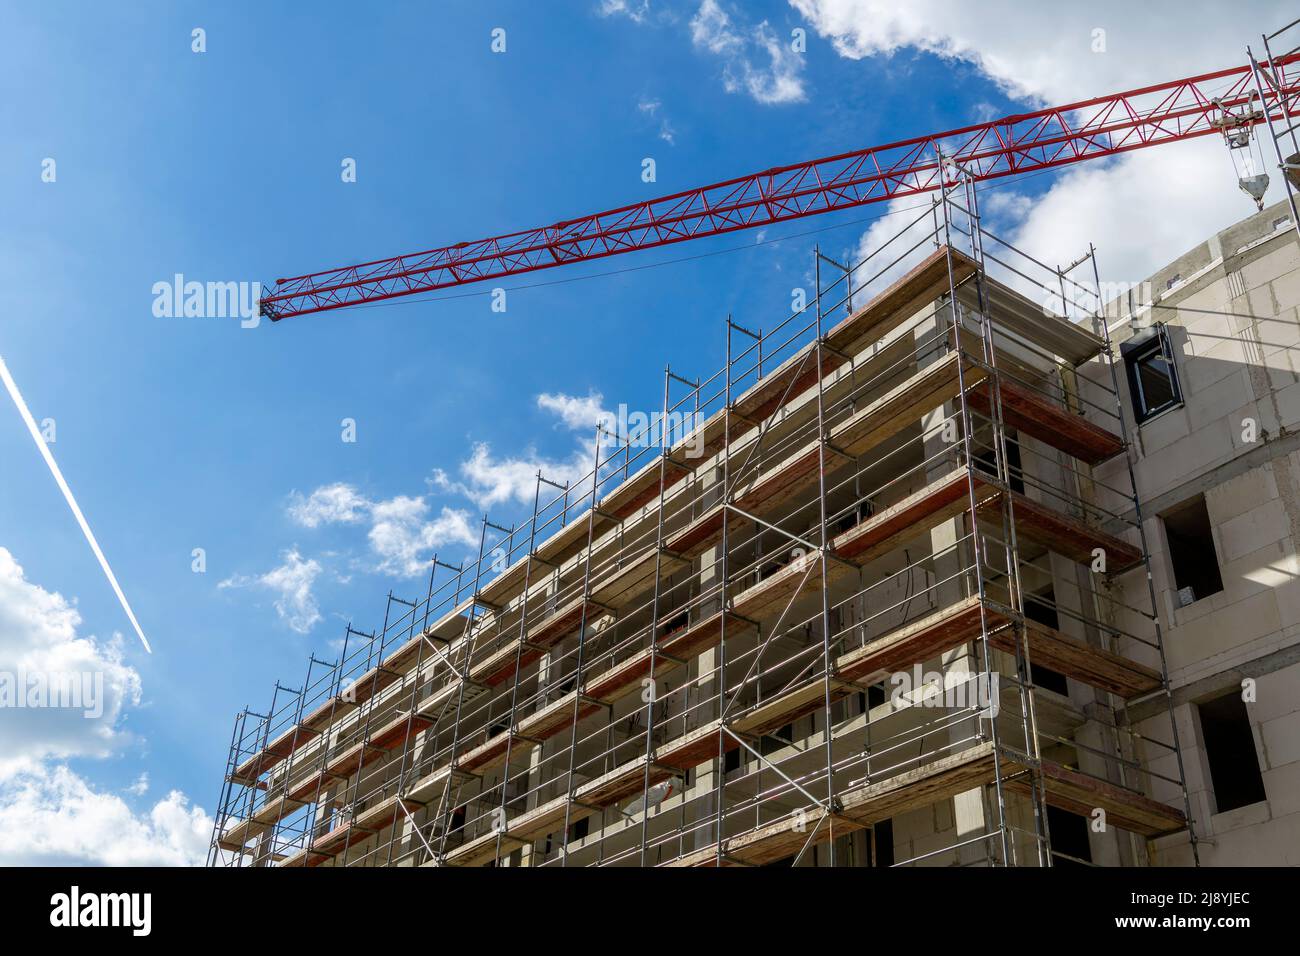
[260,41,1300,322]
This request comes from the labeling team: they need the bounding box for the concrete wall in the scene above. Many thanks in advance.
[1087,201,1300,866]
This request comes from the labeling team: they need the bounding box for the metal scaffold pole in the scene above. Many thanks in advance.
[938,166,1013,866]
[813,245,840,865]
[559,424,606,866]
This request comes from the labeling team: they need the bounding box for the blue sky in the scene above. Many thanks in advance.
[0,0,1285,863]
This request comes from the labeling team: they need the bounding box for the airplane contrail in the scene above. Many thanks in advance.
[0,354,153,654]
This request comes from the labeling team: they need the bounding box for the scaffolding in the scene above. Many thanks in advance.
[1250,18,1300,243]
[208,176,1196,869]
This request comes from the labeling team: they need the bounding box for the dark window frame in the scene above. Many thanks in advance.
[1123,323,1183,424]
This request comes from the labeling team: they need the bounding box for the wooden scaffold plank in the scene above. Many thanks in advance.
[988,620,1162,700]
[967,379,1123,465]
[835,596,1004,687]
[831,352,986,458]
[1011,760,1187,837]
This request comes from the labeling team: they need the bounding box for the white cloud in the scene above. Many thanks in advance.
[459,443,543,508]
[691,0,741,54]
[536,390,612,431]
[285,484,478,579]
[1006,139,1286,289]
[692,0,806,105]
[431,389,615,510]
[0,548,210,866]
[0,764,210,866]
[789,0,1291,106]
[456,441,595,511]
[0,547,141,773]
[368,497,478,577]
[798,0,1293,299]
[637,98,677,145]
[277,388,612,575]
[599,0,653,24]
[258,550,324,634]
[849,196,946,291]
[220,548,323,634]
[980,189,1033,225]
[287,483,369,528]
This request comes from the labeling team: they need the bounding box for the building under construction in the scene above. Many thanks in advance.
[208,175,1300,868]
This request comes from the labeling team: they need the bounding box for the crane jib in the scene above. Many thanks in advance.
[262,52,1300,321]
